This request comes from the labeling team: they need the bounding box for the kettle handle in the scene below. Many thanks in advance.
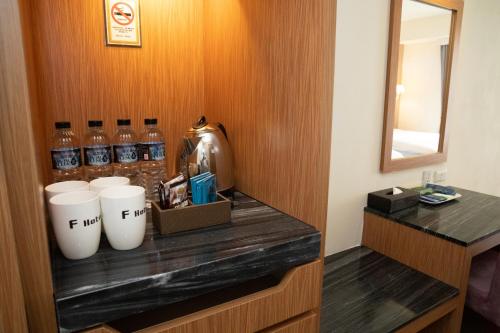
[216,122,229,139]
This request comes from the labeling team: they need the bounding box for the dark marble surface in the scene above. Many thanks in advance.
[52,192,320,333]
[365,188,500,246]
[321,246,458,333]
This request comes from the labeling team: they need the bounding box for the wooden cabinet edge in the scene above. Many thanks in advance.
[134,260,322,333]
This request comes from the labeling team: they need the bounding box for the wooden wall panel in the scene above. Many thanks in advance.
[362,212,468,288]
[203,0,336,237]
[0,147,28,333]
[0,0,57,331]
[29,0,205,183]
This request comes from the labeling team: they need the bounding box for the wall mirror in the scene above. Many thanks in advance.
[381,0,463,172]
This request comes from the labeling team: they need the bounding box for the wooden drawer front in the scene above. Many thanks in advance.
[261,311,318,333]
[137,260,322,333]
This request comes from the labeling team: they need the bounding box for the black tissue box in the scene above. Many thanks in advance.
[367,188,419,214]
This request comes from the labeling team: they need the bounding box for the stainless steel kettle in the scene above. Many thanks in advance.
[176,116,234,191]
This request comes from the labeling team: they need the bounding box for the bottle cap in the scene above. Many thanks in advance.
[88,120,103,127]
[55,121,71,129]
[144,118,158,125]
[117,119,131,126]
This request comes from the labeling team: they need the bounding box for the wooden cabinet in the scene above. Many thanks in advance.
[0,0,335,332]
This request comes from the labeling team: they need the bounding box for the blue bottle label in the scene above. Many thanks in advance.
[51,148,82,170]
[84,145,112,166]
[113,144,138,163]
[138,142,165,161]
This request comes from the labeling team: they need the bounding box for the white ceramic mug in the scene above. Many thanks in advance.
[89,177,130,194]
[89,177,131,233]
[48,191,101,260]
[45,181,90,201]
[100,185,146,250]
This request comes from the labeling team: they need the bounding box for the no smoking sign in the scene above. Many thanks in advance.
[104,0,141,47]
[111,2,134,26]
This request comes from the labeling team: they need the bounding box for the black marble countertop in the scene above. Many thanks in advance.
[365,188,500,246]
[52,192,320,333]
[321,246,458,333]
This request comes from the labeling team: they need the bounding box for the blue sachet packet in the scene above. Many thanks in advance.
[199,174,215,204]
[190,172,218,205]
[193,173,212,204]
[190,172,210,183]
[208,175,217,203]
[190,172,210,204]
[192,174,217,205]
[190,172,210,191]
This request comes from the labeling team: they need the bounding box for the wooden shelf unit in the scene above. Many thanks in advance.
[362,212,499,333]
[0,0,336,332]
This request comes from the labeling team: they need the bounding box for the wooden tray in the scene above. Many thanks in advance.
[151,194,231,235]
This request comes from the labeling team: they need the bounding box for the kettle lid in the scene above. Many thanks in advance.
[187,116,219,134]
[192,115,208,129]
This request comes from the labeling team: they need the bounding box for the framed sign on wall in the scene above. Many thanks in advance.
[104,0,141,47]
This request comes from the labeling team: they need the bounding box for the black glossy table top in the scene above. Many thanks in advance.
[51,192,320,332]
[365,188,500,246]
[321,246,458,333]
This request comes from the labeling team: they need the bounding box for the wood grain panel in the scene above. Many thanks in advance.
[29,0,205,183]
[0,144,28,333]
[136,260,322,333]
[362,212,470,333]
[0,0,57,332]
[362,212,468,287]
[260,311,318,333]
[203,0,336,237]
[18,0,48,185]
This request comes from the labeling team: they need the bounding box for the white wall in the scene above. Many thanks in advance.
[326,0,500,255]
[446,0,500,197]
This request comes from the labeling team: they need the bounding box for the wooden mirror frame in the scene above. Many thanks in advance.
[380,0,463,173]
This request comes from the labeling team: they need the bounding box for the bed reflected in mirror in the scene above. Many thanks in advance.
[381,0,463,172]
[392,0,451,160]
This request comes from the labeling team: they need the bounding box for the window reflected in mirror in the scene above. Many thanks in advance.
[392,0,452,160]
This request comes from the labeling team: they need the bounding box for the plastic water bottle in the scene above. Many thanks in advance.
[50,121,83,182]
[83,120,113,180]
[139,118,166,204]
[112,119,139,185]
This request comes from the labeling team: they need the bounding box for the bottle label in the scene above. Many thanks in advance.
[51,148,82,170]
[113,144,138,163]
[138,142,166,161]
[84,145,112,166]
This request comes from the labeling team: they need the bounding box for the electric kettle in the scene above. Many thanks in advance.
[176,116,234,191]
